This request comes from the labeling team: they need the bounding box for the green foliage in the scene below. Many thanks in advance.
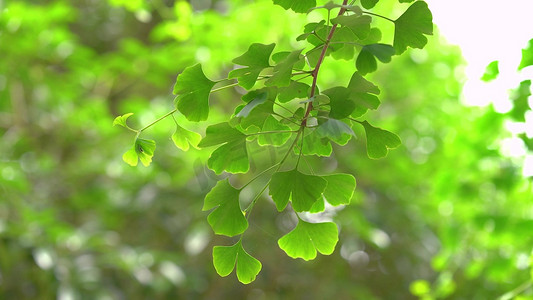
[122,138,156,167]
[393,1,433,54]
[229,43,275,89]
[203,179,248,236]
[360,121,401,159]
[213,241,262,284]
[171,123,201,151]
[481,60,499,82]
[519,38,533,70]
[278,220,339,260]
[269,169,327,212]
[173,64,216,121]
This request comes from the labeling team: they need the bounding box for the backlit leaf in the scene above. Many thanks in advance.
[173,64,216,121]
[322,173,356,206]
[356,44,395,75]
[122,138,156,167]
[229,43,275,89]
[278,220,338,261]
[278,81,310,103]
[296,129,333,156]
[481,60,499,82]
[316,119,354,145]
[272,0,316,13]
[331,14,371,39]
[213,240,262,284]
[172,124,201,151]
[393,1,433,54]
[203,179,247,236]
[269,169,327,212]
[113,112,134,128]
[360,121,401,159]
[236,91,268,118]
[257,115,293,146]
[198,123,249,174]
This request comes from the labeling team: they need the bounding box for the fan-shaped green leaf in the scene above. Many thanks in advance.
[323,173,356,206]
[272,0,316,13]
[173,64,216,121]
[360,121,401,159]
[393,1,433,54]
[265,49,303,87]
[213,241,262,284]
[278,221,338,261]
[331,14,371,39]
[356,44,395,75]
[203,179,247,236]
[519,39,533,70]
[198,123,249,174]
[113,113,134,128]
[229,43,275,89]
[269,169,327,212]
[172,124,201,151]
[257,115,293,146]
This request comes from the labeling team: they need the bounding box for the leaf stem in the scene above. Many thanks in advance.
[240,163,280,190]
[211,82,239,93]
[245,130,298,137]
[362,11,395,23]
[302,0,349,127]
[139,108,177,132]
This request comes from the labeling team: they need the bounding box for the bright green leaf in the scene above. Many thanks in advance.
[228,43,275,89]
[360,121,401,159]
[113,112,134,128]
[213,241,262,284]
[278,220,338,261]
[236,91,268,118]
[331,14,372,39]
[297,129,333,156]
[323,87,355,119]
[519,39,533,70]
[122,138,156,167]
[393,1,433,54]
[265,49,303,87]
[322,173,356,206]
[356,49,377,74]
[198,123,249,174]
[272,0,316,13]
[203,179,248,236]
[172,124,201,151]
[198,122,244,147]
[173,64,216,122]
[481,60,499,82]
[257,115,293,146]
[269,169,327,212]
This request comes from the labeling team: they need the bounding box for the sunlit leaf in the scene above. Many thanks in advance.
[322,173,356,206]
[236,91,268,118]
[198,123,249,174]
[229,43,275,89]
[265,49,303,87]
[360,121,401,159]
[213,240,262,284]
[113,112,134,128]
[173,64,216,121]
[278,220,338,261]
[393,1,433,54]
[519,39,533,70]
[272,0,316,13]
[122,138,156,167]
[269,169,327,212]
[172,124,201,151]
[297,129,333,156]
[203,179,247,236]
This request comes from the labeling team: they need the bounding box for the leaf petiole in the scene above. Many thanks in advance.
[139,108,178,132]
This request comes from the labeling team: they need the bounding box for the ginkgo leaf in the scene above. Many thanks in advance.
[356,44,395,75]
[519,39,533,70]
[316,119,354,145]
[269,169,327,212]
[236,91,268,118]
[172,124,201,151]
[257,115,293,146]
[173,64,216,122]
[322,173,356,206]
[481,61,499,82]
[393,1,433,54]
[213,241,262,284]
[331,14,371,39]
[113,112,134,129]
[122,138,156,167]
[297,129,333,156]
[198,123,249,174]
[228,43,275,89]
[265,49,303,87]
[360,121,401,159]
[203,179,248,236]
[278,220,338,261]
[278,81,310,103]
[272,0,316,13]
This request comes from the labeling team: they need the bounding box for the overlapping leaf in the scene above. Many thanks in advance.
[203,179,247,236]
[198,123,249,174]
[257,115,293,146]
[213,241,262,284]
[278,221,338,261]
[173,64,216,121]
[113,113,134,129]
[331,14,371,39]
[356,44,395,75]
[322,173,356,206]
[172,124,201,151]
[296,129,333,156]
[269,169,327,212]
[316,119,354,145]
[229,43,275,89]
[265,49,303,87]
[393,1,433,54]
[360,121,401,159]
[122,138,156,167]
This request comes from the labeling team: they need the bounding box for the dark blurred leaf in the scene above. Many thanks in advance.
[393,1,433,54]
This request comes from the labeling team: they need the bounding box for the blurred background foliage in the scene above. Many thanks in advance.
[1,0,532,299]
